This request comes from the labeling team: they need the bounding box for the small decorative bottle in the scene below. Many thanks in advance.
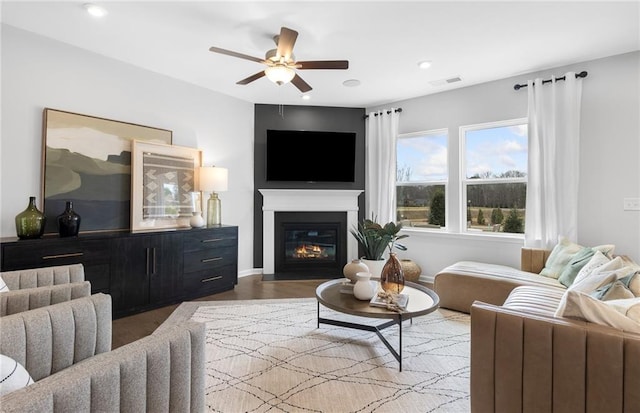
[15,196,46,239]
[57,201,81,237]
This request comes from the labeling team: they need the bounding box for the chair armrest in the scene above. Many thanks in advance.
[520,247,550,273]
[470,301,640,413]
[0,264,85,290]
[0,293,112,381]
[0,321,206,413]
[0,281,91,316]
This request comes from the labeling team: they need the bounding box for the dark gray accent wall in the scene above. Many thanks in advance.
[253,104,366,268]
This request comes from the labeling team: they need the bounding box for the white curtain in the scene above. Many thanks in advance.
[365,109,400,224]
[525,72,583,248]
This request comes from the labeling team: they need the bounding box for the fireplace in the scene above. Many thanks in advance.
[259,189,363,280]
[273,212,347,279]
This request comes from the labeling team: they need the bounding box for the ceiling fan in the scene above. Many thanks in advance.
[209,26,349,93]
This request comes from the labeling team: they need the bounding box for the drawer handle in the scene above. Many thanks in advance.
[42,252,84,260]
[201,238,224,243]
[201,276,222,283]
[201,257,223,263]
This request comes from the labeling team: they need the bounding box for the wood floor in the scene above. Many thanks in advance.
[112,274,324,349]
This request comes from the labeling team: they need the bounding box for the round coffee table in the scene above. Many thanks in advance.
[315,279,440,371]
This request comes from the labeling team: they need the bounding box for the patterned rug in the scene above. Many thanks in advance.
[168,298,470,412]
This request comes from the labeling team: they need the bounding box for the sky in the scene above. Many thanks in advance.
[397,123,528,182]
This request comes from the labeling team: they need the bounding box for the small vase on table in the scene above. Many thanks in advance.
[380,252,405,294]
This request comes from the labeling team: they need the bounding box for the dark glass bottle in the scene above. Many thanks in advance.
[15,196,46,239]
[57,201,81,237]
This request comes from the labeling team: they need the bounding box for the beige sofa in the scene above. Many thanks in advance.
[0,263,91,316]
[434,248,640,412]
[0,293,205,412]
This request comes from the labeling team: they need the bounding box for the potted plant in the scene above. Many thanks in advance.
[350,215,408,277]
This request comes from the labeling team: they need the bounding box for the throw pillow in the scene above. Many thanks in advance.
[591,280,635,301]
[554,256,630,317]
[571,250,612,286]
[560,291,640,333]
[592,244,616,258]
[540,236,583,279]
[0,354,34,396]
[629,272,640,297]
[0,275,8,293]
[557,247,595,287]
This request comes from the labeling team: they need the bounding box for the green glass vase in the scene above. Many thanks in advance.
[15,196,46,239]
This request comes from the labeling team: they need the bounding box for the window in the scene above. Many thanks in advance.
[396,129,448,228]
[461,119,528,234]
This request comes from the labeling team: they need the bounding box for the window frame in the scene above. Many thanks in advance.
[395,128,449,230]
[459,117,528,236]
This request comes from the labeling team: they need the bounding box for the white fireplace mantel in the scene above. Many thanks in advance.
[259,189,363,274]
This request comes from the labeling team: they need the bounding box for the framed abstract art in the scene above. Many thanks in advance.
[42,108,172,233]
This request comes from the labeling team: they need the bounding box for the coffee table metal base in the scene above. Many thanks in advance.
[317,302,410,371]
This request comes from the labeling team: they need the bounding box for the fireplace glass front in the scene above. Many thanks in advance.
[274,212,347,279]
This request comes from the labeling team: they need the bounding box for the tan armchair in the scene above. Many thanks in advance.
[0,264,90,316]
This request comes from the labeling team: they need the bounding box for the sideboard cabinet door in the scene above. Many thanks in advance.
[110,232,182,318]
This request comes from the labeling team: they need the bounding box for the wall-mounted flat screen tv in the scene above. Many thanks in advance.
[266,129,356,182]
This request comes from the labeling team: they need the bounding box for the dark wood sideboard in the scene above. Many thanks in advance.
[0,226,238,319]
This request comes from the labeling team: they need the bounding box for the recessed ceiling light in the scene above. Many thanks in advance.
[343,79,361,87]
[301,94,311,100]
[84,3,107,18]
[418,60,432,69]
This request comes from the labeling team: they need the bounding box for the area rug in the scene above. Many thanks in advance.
[166,298,470,412]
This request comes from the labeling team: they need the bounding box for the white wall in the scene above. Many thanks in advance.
[368,51,640,281]
[0,25,256,275]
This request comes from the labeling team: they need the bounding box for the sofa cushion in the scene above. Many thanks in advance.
[502,285,565,316]
[434,260,565,313]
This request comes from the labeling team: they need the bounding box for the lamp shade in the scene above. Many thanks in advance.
[264,65,295,85]
[199,166,228,192]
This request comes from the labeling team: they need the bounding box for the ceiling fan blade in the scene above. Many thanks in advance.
[296,60,349,70]
[236,71,266,85]
[291,74,312,93]
[276,27,298,61]
[209,46,265,64]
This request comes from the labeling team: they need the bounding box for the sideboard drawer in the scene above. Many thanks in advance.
[183,246,236,274]
[2,239,109,268]
[183,227,238,252]
[183,264,236,296]
[1,238,112,294]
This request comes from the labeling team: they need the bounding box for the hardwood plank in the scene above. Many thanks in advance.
[112,274,323,348]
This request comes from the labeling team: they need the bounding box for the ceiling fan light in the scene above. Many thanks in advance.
[265,65,295,85]
[84,3,107,17]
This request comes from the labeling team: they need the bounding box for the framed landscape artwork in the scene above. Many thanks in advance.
[130,140,202,232]
[42,108,172,233]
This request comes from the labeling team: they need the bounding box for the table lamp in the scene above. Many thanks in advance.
[198,166,228,226]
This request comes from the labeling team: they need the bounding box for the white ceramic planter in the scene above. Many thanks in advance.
[361,258,385,279]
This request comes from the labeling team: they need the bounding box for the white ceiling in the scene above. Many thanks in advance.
[2,1,639,108]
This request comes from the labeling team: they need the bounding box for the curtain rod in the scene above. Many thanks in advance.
[363,107,402,119]
[514,71,588,90]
